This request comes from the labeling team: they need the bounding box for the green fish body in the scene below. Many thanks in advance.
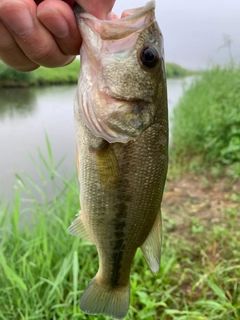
[69,1,168,318]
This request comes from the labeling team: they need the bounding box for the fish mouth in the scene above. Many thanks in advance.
[108,0,155,21]
[77,1,156,40]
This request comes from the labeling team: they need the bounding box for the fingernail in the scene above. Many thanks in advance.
[37,9,69,38]
[0,5,34,36]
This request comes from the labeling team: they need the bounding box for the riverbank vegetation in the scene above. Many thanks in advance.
[1,64,240,319]
[165,62,195,78]
[0,59,194,88]
[0,59,80,88]
[171,64,240,178]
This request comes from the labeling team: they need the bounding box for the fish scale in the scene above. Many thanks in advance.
[69,1,168,319]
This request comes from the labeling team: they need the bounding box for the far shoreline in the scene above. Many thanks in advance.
[0,60,195,89]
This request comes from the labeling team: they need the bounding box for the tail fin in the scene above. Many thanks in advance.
[80,277,130,319]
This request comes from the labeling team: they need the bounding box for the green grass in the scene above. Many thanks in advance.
[171,64,240,176]
[32,60,80,86]
[166,62,195,78]
[0,59,81,87]
[0,137,239,319]
[0,59,194,88]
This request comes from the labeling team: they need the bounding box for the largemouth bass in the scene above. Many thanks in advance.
[69,1,168,318]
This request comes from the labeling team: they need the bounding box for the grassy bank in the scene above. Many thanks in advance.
[1,138,240,319]
[165,62,195,78]
[0,59,194,88]
[0,59,80,88]
[171,64,240,177]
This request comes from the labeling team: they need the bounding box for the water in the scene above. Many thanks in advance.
[0,78,193,207]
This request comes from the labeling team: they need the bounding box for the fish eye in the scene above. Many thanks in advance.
[140,46,159,68]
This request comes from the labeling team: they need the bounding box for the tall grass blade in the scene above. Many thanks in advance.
[45,132,54,171]
[73,250,79,313]
[0,252,27,291]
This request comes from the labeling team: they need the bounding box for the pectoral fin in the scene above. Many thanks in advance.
[68,211,94,244]
[93,140,120,190]
[140,211,162,273]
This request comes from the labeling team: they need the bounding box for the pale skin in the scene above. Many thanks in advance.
[0,0,115,71]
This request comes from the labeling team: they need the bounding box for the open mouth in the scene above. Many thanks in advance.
[78,1,156,41]
[106,1,155,21]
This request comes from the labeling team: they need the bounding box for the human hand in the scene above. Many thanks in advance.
[0,0,115,71]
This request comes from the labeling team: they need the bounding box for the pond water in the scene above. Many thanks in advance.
[0,77,193,207]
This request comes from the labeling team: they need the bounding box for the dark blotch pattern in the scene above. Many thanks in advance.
[110,169,131,287]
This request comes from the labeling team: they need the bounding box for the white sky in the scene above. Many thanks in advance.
[113,0,240,69]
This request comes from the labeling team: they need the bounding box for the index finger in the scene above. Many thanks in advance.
[34,0,75,7]
[0,0,74,68]
[76,0,116,19]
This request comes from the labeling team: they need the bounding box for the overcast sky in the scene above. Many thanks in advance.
[113,0,240,69]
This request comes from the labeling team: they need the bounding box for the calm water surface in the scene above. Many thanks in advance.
[0,78,193,207]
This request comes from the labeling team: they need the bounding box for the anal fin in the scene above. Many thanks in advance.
[140,210,162,273]
[68,211,94,244]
